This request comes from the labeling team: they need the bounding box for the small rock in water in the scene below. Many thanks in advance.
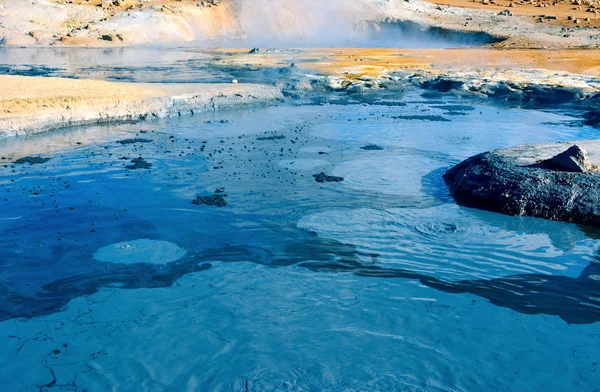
[117,138,152,145]
[192,192,228,207]
[14,156,51,165]
[313,172,344,183]
[548,145,592,172]
[126,157,152,170]
[360,145,384,151]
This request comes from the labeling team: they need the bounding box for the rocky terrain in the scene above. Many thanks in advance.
[0,0,598,48]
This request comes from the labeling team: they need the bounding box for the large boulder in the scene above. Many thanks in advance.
[443,141,600,227]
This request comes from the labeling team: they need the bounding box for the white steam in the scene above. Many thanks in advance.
[233,0,369,46]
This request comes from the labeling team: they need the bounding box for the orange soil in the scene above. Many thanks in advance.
[216,48,600,78]
[427,0,600,28]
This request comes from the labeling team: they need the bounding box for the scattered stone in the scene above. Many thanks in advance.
[257,134,286,141]
[125,157,152,170]
[360,145,384,151]
[14,156,51,165]
[117,138,152,145]
[546,145,592,172]
[498,10,512,16]
[313,172,344,183]
[192,193,228,207]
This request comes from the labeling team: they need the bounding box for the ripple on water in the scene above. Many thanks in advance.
[278,159,331,171]
[93,239,186,265]
[299,146,332,153]
[332,154,446,197]
[298,205,593,280]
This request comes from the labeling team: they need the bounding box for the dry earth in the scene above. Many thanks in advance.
[429,0,600,28]
[0,76,283,137]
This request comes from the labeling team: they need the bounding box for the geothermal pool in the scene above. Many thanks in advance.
[1,97,599,390]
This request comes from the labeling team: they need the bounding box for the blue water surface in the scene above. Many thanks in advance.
[0,96,599,391]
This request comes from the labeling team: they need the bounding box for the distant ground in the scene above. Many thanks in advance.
[0,0,599,138]
[428,0,600,28]
[0,0,598,48]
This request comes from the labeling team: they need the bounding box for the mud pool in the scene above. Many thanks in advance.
[1,96,600,391]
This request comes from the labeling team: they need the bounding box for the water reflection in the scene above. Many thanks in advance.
[299,246,600,325]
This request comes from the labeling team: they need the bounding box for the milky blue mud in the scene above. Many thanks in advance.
[1,96,599,391]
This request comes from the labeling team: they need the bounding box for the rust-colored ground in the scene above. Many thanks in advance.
[427,0,600,28]
[214,48,600,78]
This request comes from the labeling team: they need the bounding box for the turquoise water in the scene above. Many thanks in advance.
[0,97,599,391]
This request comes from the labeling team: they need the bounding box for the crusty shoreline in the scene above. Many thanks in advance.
[0,76,283,137]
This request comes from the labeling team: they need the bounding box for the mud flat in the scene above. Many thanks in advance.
[444,141,600,227]
[0,76,282,137]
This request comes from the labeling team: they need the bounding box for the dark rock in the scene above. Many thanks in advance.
[498,10,512,16]
[192,193,228,207]
[360,145,384,151]
[14,156,51,165]
[313,172,344,183]
[419,77,465,93]
[125,157,152,170]
[547,145,592,172]
[117,138,152,145]
[443,146,600,227]
[257,134,286,141]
